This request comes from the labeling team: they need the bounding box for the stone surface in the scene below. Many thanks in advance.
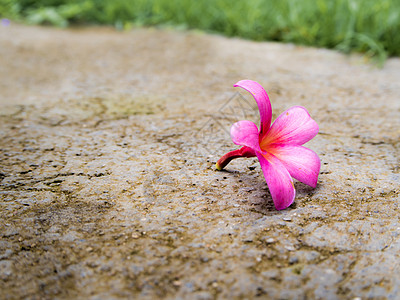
[0,23,399,299]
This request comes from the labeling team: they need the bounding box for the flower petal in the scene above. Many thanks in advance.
[261,106,319,147]
[230,120,261,152]
[234,80,272,138]
[256,152,295,210]
[268,144,320,188]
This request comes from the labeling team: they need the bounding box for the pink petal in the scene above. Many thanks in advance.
[230,120,262,153]
[234,80,272,138]
[256,152,295,210]
[239,146,257,158]
[261,106,319,147]
[268,144,320,188]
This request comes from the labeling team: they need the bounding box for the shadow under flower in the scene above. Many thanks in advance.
[225,170,319,215]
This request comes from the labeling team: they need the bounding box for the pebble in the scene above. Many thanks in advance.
[172,280,182,287]
[285,245,295,251]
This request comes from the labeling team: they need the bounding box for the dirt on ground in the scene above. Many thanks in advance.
[0,23,400,299]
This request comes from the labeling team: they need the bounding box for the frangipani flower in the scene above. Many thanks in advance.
[216,80,320,210]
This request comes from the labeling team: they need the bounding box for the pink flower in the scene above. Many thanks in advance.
[216,80,320,210]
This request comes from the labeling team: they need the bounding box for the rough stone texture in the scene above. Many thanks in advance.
[0,24,399,299]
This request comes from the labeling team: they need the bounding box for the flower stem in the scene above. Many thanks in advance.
[215,146,256,170]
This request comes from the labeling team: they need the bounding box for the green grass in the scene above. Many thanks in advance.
[2,0,400,61]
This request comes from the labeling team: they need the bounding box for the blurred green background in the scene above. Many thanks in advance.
[1,0,399,61]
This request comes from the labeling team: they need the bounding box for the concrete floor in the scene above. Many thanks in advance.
[1,24,399,299]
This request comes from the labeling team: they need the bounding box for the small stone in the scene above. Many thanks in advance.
[289,256,299,264]
[285,245,295,251]
[0,260,13,281]
[100,265,111,272]
[87,261,99,268]
[266,238,275,244]
[173,280,182,287]
[0,249,13,260]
